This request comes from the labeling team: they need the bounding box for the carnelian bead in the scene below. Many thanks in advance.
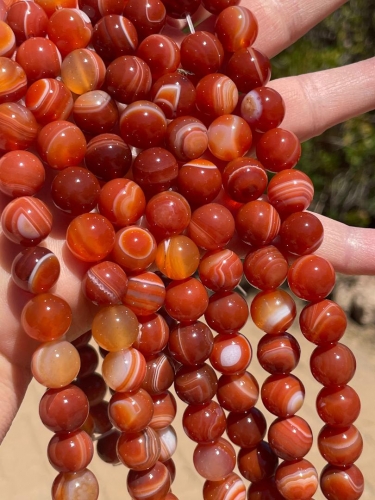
[168,321,214,366]
[318,424,363,467]
[210,332,252,375]
[134,313,169,357]
[268,416,313,461]
[37,120,87,170]
[91,14,138,62]
[131,146,177,194]
[6,1,48,44]
[251,289,297,334]
[215,6,258,52]
[123,271,166,316]
[39,385,89,432]
[0,150,45,198]
[82,261,128,305]
[237,441,278,483]
[275,459,318,500]
[47,8,93,57]
[198,248,243,292]
[105,56,152,104]
[207,114,252,161]
[61,49,106,95]
[256,128,301,172]
[111,226,157,273]
[141,352,175,395]
[85,134,132,181]
[145,191,191,239]
[79,0,124,24]
[52,469,99,500]
[257,333,301,374]
[194,437,236,481]
[180,31,224,78]
[174,363,218,405]
[267,169,314,217]
[299,299,347,345]
[188,203,235,251]
[316,385,361,427]
[280,211,324,255]
[205,290,249,334]
[108,388,154,432]
[127,462,171,500]
[164,277,209,322]
[21,293,72,342]
[11,246,60,293]
[196,73,238,118]
[120,104,167,150]
[320,464,364,500]
[244,245,288,290]
[155,235,200,280]
[1,196,52,246]
[31,340,81,389]
[177,159,222,207]
[151,73,197,120]
[241,87,285,133]
[16,37,61,84]
[226,47,271,94]
[261,374,305,418]
[0,102,38,153]
[136,34,180,81]
[226,407,267,448]
[0,57,28,104]
[0,21,16,57]
[123,0,166,40]
[51,167,100,215]
[236,200,281,246]
[73,90,119,135]
[217,371,259,412]
[310,343,356,387]
[48,429,94,472]
[117,426,161,471]
[66,213,115,262]
[288,255,336,302]
[92,305,139,352]
[25,79,73,126]
[165,116,208,161]
[222,157,268,203]
[149,391,177,430]
[102,347,146,393]
[203,472,246,500]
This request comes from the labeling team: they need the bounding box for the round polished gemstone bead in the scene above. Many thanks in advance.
[177,159,222,207]
[215,6,258,52]
[209,332,252,375]
[203,472,246,500]
[165,116,208,161]
[257,333,301,374]
[241,86,285,132]
[122,271,166,316]
[196,73,238,118]
[222,156,268,204]
[136,34,180,81]
[237,441,278,483]
[101,347,146,392]
[73,90,119,135]
[21,293,72,342]
[149,391,177,430]
[61,48,106,95]
[217,371,259,412]
[51,469,99,500]
[207,114,252,161]
[39,385,89,433]
[280,211,324,255]
[168,321,213,366]
[0,150,45,198]
[194,437,236,481]
[205,290,249,334]
[133,313,169,357]
[48,429,94,472]
[85,134,132,181]
[226,47,271,93]
[236,200,281,246]
[145,191,191,239]
[111,226,157,273]
[183,400,226,443]
[108,388,154,432]
[256,127,301,172]
[174,363,218,405]
[141,352,175,395]
[92,305,139,352]
[0,102,38,154]
[180,31,224,78]
[82,261,128,305]
[318,424,363,466]
[16,37,61,83]
[299,299,347,345]
[11,246,60,294]
[226,407,267,448]
[91,14,138,61]
[123,0,166,39]
[251,289,297,334]
[117,426,161,471]
[151,72,196,119]
[47,8,92,57]
[261,374,305,418]
[188,203,235,251]
[275,459,318,500]
[198,249,243,292]
[105,56,152,104]
[96,430,120,465]
[0,57,27,104]
[320,463,364,500]
[155,235,200,280]
[73,373,107,407]
[316,385,361,427]
[267,169,314,217]
[164,277,209,322]
[127,461,171,500]
[310,343,356,386]
[244,245,288,290]
[77,345,99,379]
[120,102,167,150]
[157,425,177,462]
[268,416,313,461]
[133,147,178,196]
[6,1,48,44]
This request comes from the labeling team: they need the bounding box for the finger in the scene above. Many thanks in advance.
[314,214,375,275]
[267,57,375,141]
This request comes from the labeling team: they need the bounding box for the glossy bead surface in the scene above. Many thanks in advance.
[117,426,161,470]
[267,169,314,217]
[257,333,301,374]
[77,345,99,379]
[210,332,252,375]
[157,424,177,462]
[165,116,208,161]
[280,211,324,255]
[241,86,285,133]
[122,271,166,316]
[145,191,191,239]
[52,469,99,500]
[127,461,171,500]
[168,321,213,366]
[180,31,224,77]
[288,255,336,302]
[256,128,301,172]
[275,459,318,500]
[316,385,361,427]
[1,196,52,246]
[261,374,305,418]
[92,305,139,352]
[108,388,154,432]
[0,102,38,153]
[236,200,281,246]
[66,213,115,262]
[310,343,356,387]
[318,424,363,466]
[134,313,169,357]
[226,47,270,93]
[237,441,278,483]
[105,56,152,104]
[73,90,118,135]
[111,226,157,273]
[137,34,180,81]
[73,373,107,407]
[82,261,128,305]
[39,385,89,433]
[203,472,246,500]
[222,156,268,204]
[141,352,175,395]
[11,246,60,293]
[47,8,93,57]
[31,340,80,389]
[268,416,313,461]
[247,477,284,500]
[0,57,27,104]
[98,178,145,227]
[164,277,209,322]
[250,289,297,334]
[6,1,48,44]
[177,159,222,207]
[299,299,347,345]
[226,407,267,448]
[96,430,120,464]
[102,347,146,393]
[215,6,258,52]
[85,134,132,181]
[0,149,44,198]
[188,203,235,251]
[244,245,288,290]
[16,37,61,84]
[131,146,177,194]
[194,437,236,481]
[148,391,176,430]
[320,463,364,500]
[217,371,259,412]
[155,235,200,280]
[91,14,138,61]
[207,114,252,161]
[48,430,93,472]
[183,400,226,443]
[199,249,243,292]
[123,0,166,40]
[196,73,238,118]
[0,20,15,59]
[205,290,249,334]
[174,363,218,405]
[61,49,106,95]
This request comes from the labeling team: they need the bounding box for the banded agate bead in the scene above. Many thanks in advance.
[310,343,356,386]
[141,352,175,395]
[237,441,278,483]
[16,37,61,83]
[85,134,132,181]
[299,299,347,345]
[261,374,305,418]
[320,464,364,500]
[194,437,236,481]
[145,191,191,239]
[241,86,285,133]
[105,56,152,104]
[257,333,301,374]
[0,102,38,153]
[47,8,93,57]
[215,6,258,52]
[52,469,99,500]
[92,305,139,352]
[61,49,106,95]
[131,146,177,193]
[149,391,177,430]
[198,249,243,292]
[207,114,252,161]
[92,14,138,61]
[117,427,161,471]
[123,0,166,40]
[21,293,72,342]
[134,313,169,357]
[12,246,60,293]
[122,271,166,316]
[222,157,268,204]
[196,73,238,118]
[0,21,16,58]
[209,332,252,375]
[251,289,297,334]
[235,200,281,246]
[165,116,207,161]
[244,245,288,290]
[177,159,222,207]
[226,47,271,94]
[174,363,218,405]
[137,34,180,81]
[268,416,313,460]
[188,203,235,251]
[182,400,226,443]
[168,321,213,366]
[25,79,73,126]
[108,388,154,432]
[82,261,128,305]
[155,235,200,280]
[72,90,119,135]
[180,31,224,77]
[275,459,318,500]
[203,472,246,500]
[48,430,94,472]
[267,169,314,217]
[226,407,267,448]
[6,1,48,44]
[34,0,77,20]
[318,424,363,466]
[205,291,249,334]
[280,211,324,255]
[0,150,45,198]
[111,226,157,273]
[127,461,171,500]
[256,128,301,172]
[157,425,177,462]
[316,385,361,427]
[164,278,209,322]
[102,347,146,393]
[217,371,259,412]
[0,57,27,104]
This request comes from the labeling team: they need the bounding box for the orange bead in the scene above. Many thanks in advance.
[155,235,200,280]
[92,304,139,351]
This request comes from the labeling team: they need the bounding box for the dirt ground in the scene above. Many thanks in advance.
[0,295,374,500]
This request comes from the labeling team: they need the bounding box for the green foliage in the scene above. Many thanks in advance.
[272,0,375,227]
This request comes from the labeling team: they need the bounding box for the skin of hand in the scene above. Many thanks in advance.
[0,0,374,444]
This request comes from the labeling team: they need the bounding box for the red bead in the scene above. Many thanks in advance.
[261,374,305,418]
[165,116,208,161]
[16,37,61,84]
[257,333,301,374]
[164,277,209,322]
[168,321,213,366]
[131,146,177,193]
[111,226,157,273]
[155,235,200,280]
[122,271,166,316]
[79,0,124,24]
[217,371,259,412]
[0,151,45,197]
[66,213,115,262]
[226,407,267,448]
[92,304,139,352]
[151,73,197,120]
[82,261,128,305]
[11,246,60,293]
[177,159,222,207]
[256,127,301,172]
[215,6,258,52]
[310,343,356,387]
[141,352,175,395]
[6,1,48,44]
[268,416,313,461]
[127,461,171,500]
[136,34,180,81]
[0,57,27,104]
[299,299,347,345]
[226,47,271,94]
[73,373,107,406]
[34,0,77,18]
[237,441,278,483]
[120,102,167,149]
[48,429,94,472]
[244,245,288,290]
[51,167,100,215]
[72,90,119,135]
[101,347,146,391]
[207,114,252,161]
[1,196,52,246]
[0,20,16,58]
[316,385,361,427]
[288,255,336,302]
[205,290,249,334]
[52,469,99,500]
[280,211,324,255]
[39,385,89,432]
[188,203,235,251]
[222,156,268,203]
[105,56,152,104]
[149,390,177,430]
[162,0,201,18]
[275,459,318,500]
[123,0,166,40]
[193,437,236,481]
[85,133,132,181]
[198,248,243,292]
[251,289,297,334]
[157,424,177,462]
[267,169,314,217]
[203,472,246,500]
[183,400,226,443]
[61,48,106,95]
[241,87,285,133]
[318,424,363,466]
[108,388,154,432]
[209,332,252,375]
[96,430,120,464]
[202,0,240,15]
[236,200,281,246]
[133,313,169,357]
[37,120,87,170]
[320,463,364,500]
[77,345,99,378]
[118,426,161,470]
[47,8,92,57]
[196,73,238,118]
[174,363,218,405]
[0,102,38,153]
[145,191,191,240]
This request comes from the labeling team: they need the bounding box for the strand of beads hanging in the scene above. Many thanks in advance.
[0,0,364,499]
